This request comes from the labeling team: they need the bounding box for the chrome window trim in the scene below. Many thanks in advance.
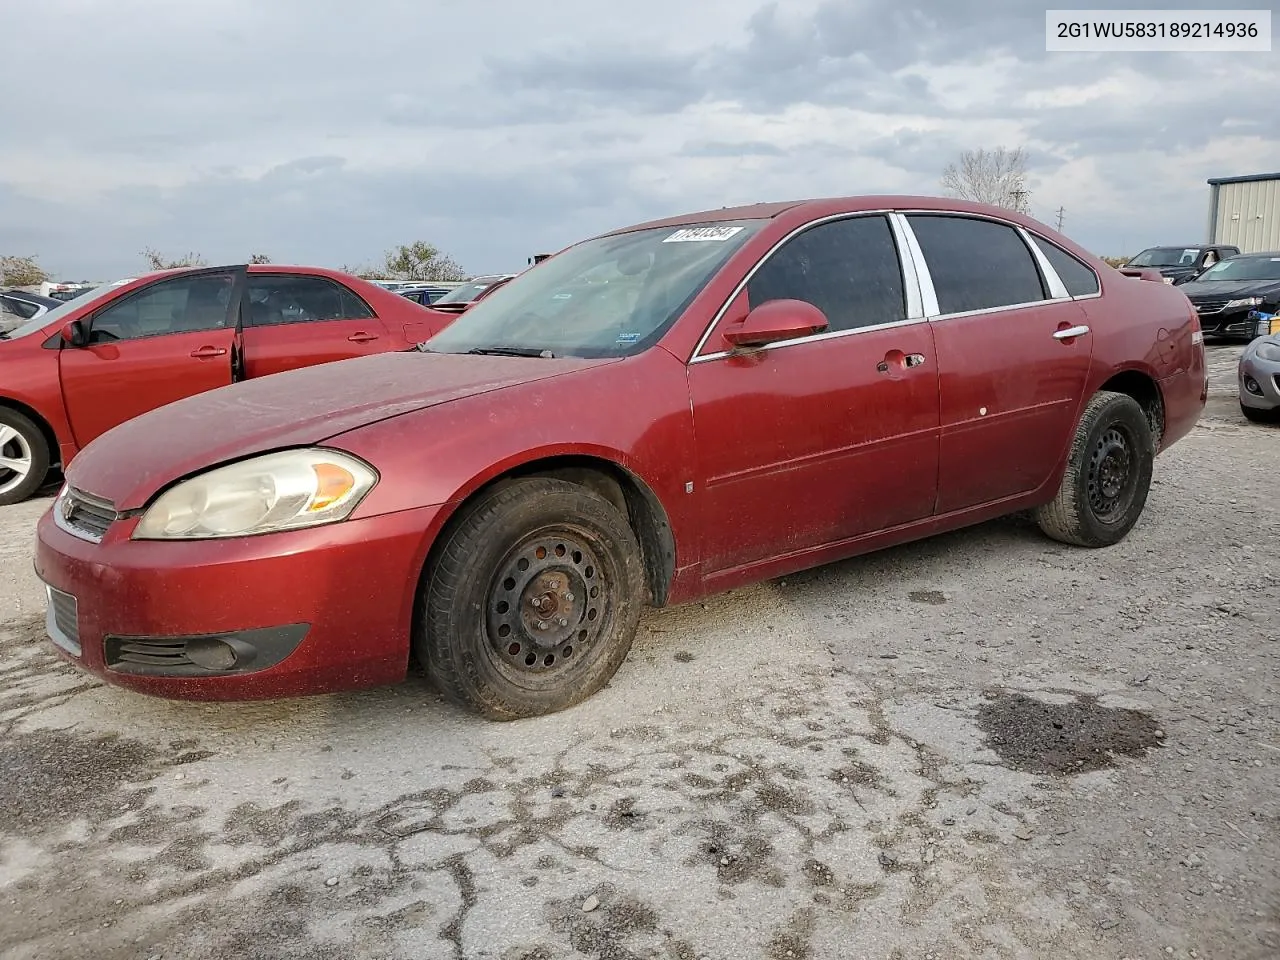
[687,209,918,364]
[1016,226,1070,299]
[891,213,939,316]
[1020,227,1103,300]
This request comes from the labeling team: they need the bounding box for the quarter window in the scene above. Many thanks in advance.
[89,273,236,342]
[906,215,1048,314]
[1028,234,1100,297]
[747,215,907,332]
[246,275,374,326]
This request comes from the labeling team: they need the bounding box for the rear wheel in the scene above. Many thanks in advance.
[1035,391,1154,547]
[0,408,50,506]
[1240,402,1280,424]
[418,477,646,720]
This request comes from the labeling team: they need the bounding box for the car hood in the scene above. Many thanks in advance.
[1180,279,1280,300]
[66,350,619,510]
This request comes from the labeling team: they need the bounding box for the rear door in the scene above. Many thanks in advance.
[238,273,392,378]
[687,213,940,577]
[901,213,1095,513]
[58,269,242,447]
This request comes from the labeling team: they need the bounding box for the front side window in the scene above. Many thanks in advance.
[246,275,373,326]
[907,215,1047,314]
[1029,234,1100,297]
[1128,247,1200,267]
[90,273,236,342]
[426,220,765,358]
[747,215,907,332]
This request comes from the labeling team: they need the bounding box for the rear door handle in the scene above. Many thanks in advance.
[347,331,379,343]
[877,352,926,373]
[1053,325,1090,340]
[190,346,227,358]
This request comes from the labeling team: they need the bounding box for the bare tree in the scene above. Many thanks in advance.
[142,247,207,270]
[380,241,468,282]
[940,147,1031,213]
[0,255,51,286]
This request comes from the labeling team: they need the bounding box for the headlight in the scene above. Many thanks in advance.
[132,448,377,540]
[1256,342,1280,363]
[1224,297,1264,310]
[1162,277,1175,284]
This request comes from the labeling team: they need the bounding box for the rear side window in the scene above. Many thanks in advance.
[246,275,374,326]
[748,214,906,332]
[907,214,1047,315]
[1029,234,1100,296]
[1,296,39,320]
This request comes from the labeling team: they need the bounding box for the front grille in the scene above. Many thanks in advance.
[1193,300,1228,314]
[106,637,192,669]
[45,585,81,656]
[56,487,119,542]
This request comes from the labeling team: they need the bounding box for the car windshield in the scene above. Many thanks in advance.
[434,278,507,305]
[1127,247,1200,267]
[0,281,126,339]
[425,220,764,358]
[1194,256,1280,282]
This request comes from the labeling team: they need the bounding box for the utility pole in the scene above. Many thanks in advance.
[1008,187,1029,213]
[1055,206,1065,231]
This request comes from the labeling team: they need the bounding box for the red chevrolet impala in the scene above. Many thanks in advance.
[0,264,452,504]
[34,196,1207,719]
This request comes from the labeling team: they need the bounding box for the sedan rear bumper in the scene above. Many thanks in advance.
[34,502,444,700]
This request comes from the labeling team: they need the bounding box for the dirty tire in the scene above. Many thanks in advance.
[1240,402,1280,425]
[0,408,50,506]
[419,477,645,720]
[1035,390,1154,548]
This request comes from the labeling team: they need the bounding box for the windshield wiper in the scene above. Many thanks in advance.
[464,346,556,358]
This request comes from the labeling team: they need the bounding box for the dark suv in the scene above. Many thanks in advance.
[1122,244,1241,284]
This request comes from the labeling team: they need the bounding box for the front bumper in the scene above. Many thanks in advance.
[1196,307,1257,338]
[1239,351,1280,412]
[34,502,445,700]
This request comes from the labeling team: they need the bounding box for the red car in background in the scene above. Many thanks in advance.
[0,264,452,504]
[34,196,1206,719]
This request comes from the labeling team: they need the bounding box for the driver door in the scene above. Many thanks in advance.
[58,268,244,448]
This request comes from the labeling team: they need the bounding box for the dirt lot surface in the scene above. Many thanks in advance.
[1,344,1276,960]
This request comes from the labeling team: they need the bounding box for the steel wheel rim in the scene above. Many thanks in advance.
[0,425,33,496]
[1087,425,1137,524]
[485,527,610,684]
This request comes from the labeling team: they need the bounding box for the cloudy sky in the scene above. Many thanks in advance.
[2,0,1276,280]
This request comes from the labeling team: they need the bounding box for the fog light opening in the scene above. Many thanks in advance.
[186,637,240,670]
[1244,376,1263,396]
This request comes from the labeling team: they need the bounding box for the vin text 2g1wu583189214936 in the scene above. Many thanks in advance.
[34,195,1206,719]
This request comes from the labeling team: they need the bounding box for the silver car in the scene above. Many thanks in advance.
[1239,321,1280,424]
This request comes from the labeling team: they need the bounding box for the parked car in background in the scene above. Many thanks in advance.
[398,285,452,306]
[33,195,1205,719]
[1175,252,1280,340]
[1,290,62,332]
[1238,327,1280,423]
[428,274,516,313]
[1123,244,1240,284]
[0,264,454,504]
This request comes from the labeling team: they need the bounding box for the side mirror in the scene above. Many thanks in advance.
[60,320,88,347]
[723,299,828,348]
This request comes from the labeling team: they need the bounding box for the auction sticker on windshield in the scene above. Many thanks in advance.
[663,226,745,242]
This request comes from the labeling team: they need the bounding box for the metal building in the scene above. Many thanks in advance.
[1206,172,1280,253]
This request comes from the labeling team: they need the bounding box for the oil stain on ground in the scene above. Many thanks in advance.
[975,690,1163,775]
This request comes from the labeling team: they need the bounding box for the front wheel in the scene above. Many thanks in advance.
[417,477,646,720]
[0,408,51,506]
[1035,391,1154,547]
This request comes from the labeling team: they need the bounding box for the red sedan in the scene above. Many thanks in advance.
[0,265,452,504]
[34,196,1207,719]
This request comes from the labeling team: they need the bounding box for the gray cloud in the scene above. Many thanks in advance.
[0,0,1275,277]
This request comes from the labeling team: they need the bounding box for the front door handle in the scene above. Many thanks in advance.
[190,346,227,358]
[347,331,379,343]
[1053,325,1090,341]
[877,352,926,373]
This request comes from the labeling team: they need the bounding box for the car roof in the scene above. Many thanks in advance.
[600,195,1072,237]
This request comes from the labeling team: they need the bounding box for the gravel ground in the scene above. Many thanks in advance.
[1,343,1276,960]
